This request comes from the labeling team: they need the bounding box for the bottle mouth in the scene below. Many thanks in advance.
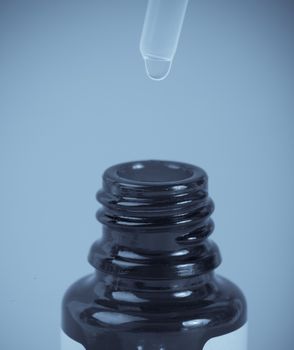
[104,160,207,188]
[117,160,194,183]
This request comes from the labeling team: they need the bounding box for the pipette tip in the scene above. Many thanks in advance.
[144,56,172,81]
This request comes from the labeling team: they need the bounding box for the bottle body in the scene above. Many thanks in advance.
[61,160,247,350]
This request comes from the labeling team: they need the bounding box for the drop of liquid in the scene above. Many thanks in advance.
[144,56,172,81]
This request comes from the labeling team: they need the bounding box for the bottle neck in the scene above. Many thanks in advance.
[88,160,221,284]
[89,226,221,281]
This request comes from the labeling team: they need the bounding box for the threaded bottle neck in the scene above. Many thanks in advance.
[89,160,221,280]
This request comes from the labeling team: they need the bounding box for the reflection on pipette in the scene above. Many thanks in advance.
[140,0,189,81]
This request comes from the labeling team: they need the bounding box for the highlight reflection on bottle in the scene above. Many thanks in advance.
[61,160,247,350]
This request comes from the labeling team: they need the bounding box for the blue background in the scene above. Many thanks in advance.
[0,0,293,349]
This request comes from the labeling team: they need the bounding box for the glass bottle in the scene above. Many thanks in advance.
[61,160,247,350]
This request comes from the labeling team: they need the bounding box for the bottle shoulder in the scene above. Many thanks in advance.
[213,274,247,306]
[62,273,96,306]
[62,272,246,336]
[206,274,247,333]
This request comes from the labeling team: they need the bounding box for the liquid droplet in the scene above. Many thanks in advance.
[144,57,172,81]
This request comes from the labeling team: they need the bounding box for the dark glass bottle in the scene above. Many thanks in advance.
[62,160,247,350]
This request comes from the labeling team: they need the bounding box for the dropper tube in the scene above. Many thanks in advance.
[140,0,189,80]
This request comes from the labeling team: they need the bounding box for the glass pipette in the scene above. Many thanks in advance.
[140,0,189,81]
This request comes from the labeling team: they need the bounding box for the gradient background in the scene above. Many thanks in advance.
[0,0,293,349]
